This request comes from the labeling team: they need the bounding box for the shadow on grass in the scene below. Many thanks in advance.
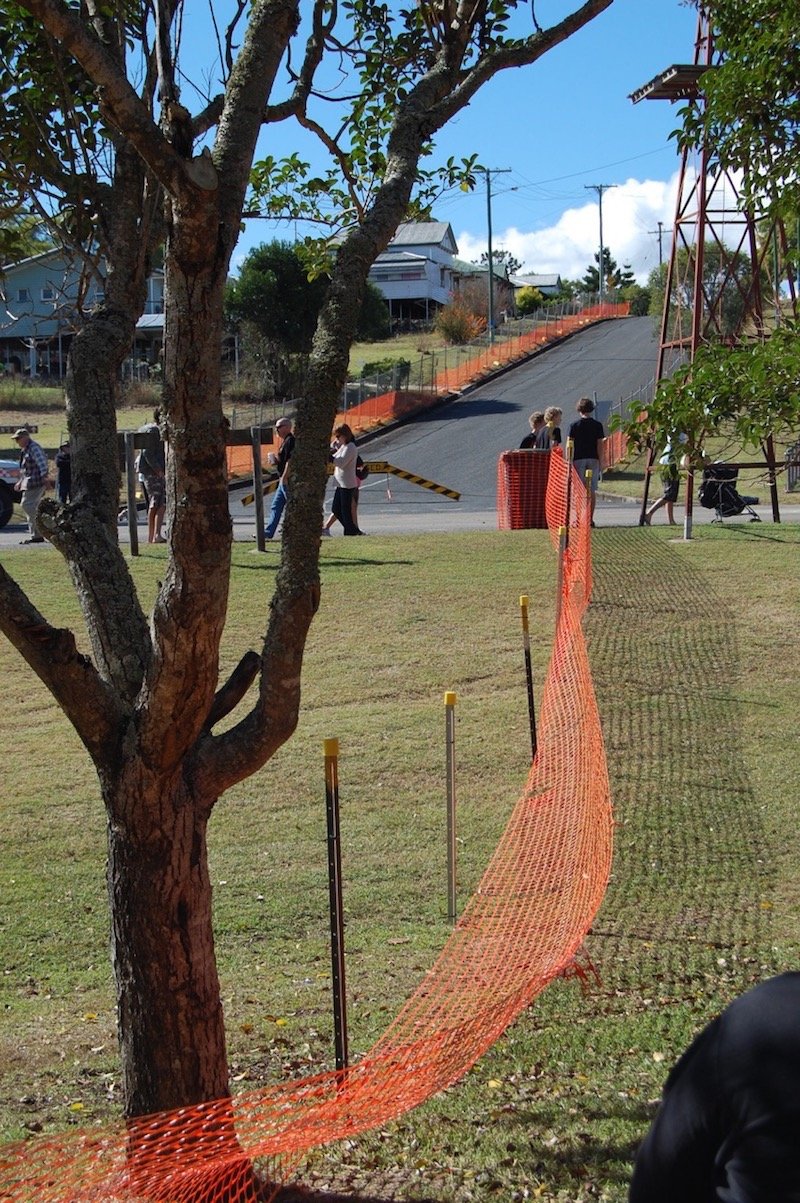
[275,1187,436,1203]
[602,469,644,484]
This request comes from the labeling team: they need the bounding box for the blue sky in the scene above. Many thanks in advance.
[212,0,701,284]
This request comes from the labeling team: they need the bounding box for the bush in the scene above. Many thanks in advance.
[119,379,162,410]
[434,300,487,345]
[359,357,411,384]
[516,285,544,316]
[621,283,651,316]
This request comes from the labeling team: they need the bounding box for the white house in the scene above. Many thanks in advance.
[367,221,459,326]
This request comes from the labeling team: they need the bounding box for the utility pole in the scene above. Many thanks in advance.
[585,184,613,301]
[648,220,665,266]
[485,168,511,343]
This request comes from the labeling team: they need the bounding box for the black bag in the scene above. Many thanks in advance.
[355,454,369,481]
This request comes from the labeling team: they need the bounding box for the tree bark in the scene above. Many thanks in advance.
[108,767,228,1115]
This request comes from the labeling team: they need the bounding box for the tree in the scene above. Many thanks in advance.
[435,296,487,344]
[648,242,756,344]
[225,241,330,355]
[355,279,391,342]
[614,321,800,466]
[452,275,514,324]
[0,212,55,262]
[0,0,613,1134]
[620,282,650,316]
[682,0,800,224]
[580,248,635,294]
[515,285,545,315]
[477,248,522,275]
[226,242,390,350]
[224,244,388,398]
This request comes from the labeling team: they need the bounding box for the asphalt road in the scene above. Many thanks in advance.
[1,318,795,548]
[326,315,659,528]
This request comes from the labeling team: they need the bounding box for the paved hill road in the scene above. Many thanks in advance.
[338,315,659,530]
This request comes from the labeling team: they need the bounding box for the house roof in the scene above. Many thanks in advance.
[1,246,65,275]
[371,250,428,266]
[510,273,563,291]
[450,258,490,277]
[387,222,458,254]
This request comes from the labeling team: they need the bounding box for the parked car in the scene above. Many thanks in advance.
[0,459,21,529]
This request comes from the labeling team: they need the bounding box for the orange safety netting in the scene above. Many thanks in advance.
[0,450,612,1203]
[497,449,552,529]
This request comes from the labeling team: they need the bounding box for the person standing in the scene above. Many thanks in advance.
[263,416,295,541]
[535,405,563,450]
[567,397,605,526]
[645,439,682,526]
[329,423,361,536]
[13,427,49,544]
[137,409,166,544]
[519,411,545,449]
[55,441,72,503]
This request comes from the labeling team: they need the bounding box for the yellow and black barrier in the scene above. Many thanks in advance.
[241,461,460,506]
[365,461,460,500]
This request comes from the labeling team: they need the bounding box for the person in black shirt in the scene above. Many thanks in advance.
[519,411,545,449]
[629,973,800,1203]
[536,405,563,450]
[263,417,295,541]
[567,397,605,526]
[55,442,72,504]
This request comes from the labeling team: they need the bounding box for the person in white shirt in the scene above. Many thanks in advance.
[329,423,362,536]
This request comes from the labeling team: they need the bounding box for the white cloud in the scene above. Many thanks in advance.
[455,172,683,285]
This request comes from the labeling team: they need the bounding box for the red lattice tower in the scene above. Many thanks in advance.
[630,7,798,530]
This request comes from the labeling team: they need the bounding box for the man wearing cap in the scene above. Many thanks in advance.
[12,427,49,544]
[263,417,295,541]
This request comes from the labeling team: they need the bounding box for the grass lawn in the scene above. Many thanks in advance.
[0,523,798,1200]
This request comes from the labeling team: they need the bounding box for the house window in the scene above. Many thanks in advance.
[146,282,164,314]
[41,286,56,302]
[17,288,31,303]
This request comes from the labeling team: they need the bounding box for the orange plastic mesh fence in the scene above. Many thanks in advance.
[497,449,552,530]
[0,450,612,1203]
[603,427,628,471]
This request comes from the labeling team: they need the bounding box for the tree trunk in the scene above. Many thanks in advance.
[107,767,228,1117]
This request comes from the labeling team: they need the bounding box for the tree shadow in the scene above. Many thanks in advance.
[273,1187,435,1203]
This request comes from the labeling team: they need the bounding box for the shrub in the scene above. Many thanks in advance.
[359,357,411,383]
[516,285,544,316]
[119,379,162,410]
[434,300,487,345]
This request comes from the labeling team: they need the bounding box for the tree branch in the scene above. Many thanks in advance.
[426,0,614,133]
[187,583,320,800]
[16,0,193,196]
[262,0,334,124]
[37,499,152,705]
[0,565,124,766]
[202,650,262,732]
